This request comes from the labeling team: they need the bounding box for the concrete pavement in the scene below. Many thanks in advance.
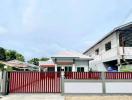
[1,94,64,100]
[65,95,132,100]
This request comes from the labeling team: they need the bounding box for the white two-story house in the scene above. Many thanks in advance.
[83,22,132,72]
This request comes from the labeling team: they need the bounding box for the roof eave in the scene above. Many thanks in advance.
[51,57,79,59]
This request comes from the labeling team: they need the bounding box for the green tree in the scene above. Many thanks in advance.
[16,53,25,62]
[5,50,11,61]
[28,57,49,66]
[9,50,17,60]
[5,50,25,62]
[0,47,6,61]
[40,57,49,61]
[28,58,39,65]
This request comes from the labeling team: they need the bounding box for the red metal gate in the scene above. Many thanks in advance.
[8,72,61,93]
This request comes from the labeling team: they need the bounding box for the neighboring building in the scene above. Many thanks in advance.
[83,22,132,72]
[39,59,55,72]
[39,51,92,72]
[1,60,39,71]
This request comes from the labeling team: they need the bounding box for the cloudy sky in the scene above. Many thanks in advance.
[0,0,132,60]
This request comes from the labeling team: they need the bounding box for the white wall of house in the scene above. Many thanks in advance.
[75,60,89,72]
[56,60,89,72]
[84,32,119,71]
[39,59,89,72]
[56,59,73,62]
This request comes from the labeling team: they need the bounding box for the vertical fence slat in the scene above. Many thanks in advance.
[12,72,15,93]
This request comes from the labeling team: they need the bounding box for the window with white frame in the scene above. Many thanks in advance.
[57,66,61,72]
[65,66,72,72]
[77,67,84,72]
[47,67,55,72]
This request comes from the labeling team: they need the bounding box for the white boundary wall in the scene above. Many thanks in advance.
[64,82,102,93]
[106,82,132,93]
[63,80,132,94]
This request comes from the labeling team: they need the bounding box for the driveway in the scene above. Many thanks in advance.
[65,95,132,100]
[1,94,64,100]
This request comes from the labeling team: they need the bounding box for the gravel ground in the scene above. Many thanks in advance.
[65,95,132,100]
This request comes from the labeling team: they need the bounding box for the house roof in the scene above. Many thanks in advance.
[39,59,55,67]
[39,51,92,67]
[0,60,38,68]
[1,60,28,68]
[51,51,92,60]
[83,22,132,54]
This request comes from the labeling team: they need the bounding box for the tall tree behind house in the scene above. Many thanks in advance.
[0,47,25,61]
[0,47,6,61]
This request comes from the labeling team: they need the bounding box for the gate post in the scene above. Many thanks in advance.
[101,72,106,94]
[1,71,8,95]
[61,66,65,95]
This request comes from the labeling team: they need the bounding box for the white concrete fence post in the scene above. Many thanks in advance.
[101,72,106,94]
[55,64,57,72]
[0,71,2,94]
[61,66,65,95]
[1,71,8,95]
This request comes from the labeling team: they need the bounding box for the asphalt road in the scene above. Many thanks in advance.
[1,94,64,100]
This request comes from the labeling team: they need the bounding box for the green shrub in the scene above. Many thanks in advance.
[0,63,5,70]
[6,66,13,71]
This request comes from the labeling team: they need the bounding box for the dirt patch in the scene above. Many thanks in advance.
[65,95,132,100]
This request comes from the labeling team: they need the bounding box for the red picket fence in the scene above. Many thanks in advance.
[105,72,132,79]
[9,72,61,93]
[65,72,101,79]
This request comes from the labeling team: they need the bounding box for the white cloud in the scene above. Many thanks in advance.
[80,40,96,52]
[84,40,96,46]
[123,12,132,24]
[22,0,41,32]
[0,26,8,35]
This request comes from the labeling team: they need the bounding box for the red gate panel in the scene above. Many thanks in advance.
[9,72,61,93]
